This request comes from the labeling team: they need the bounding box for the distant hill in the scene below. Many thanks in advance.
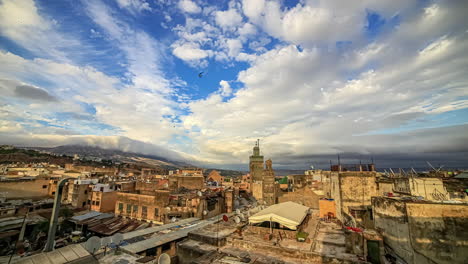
[0,145,73,165]
[29,145,192,169]
[204,168,244,178]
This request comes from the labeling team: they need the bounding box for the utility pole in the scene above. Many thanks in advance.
[44,178,69,252]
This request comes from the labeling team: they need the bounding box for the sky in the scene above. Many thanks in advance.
[0,0,468,169]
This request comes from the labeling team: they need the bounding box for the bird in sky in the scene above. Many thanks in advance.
[198,72,204,78]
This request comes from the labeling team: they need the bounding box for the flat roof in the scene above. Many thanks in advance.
[121,216,220,254]
[14,244,92,264]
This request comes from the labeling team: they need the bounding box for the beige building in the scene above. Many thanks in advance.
[169,175,204,190]
[0,177,51,198]
[115,191,170,224]
[393,177,449,201]
[63,179,98,208]
[207,170,224,184]
[330,171,379,227]
[89,183,118,212]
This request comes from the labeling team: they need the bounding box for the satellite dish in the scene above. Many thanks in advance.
[101,237,111,247]
[111,233,123,245]
[234,216,240,224]
[197,191,202,197]
[239,214,245,221]
[235,209,241,215]
[158,253,171,264]
[171,217,177,223]
[203,210,208,216]
[85,236,101,254]
[166,207,171,212]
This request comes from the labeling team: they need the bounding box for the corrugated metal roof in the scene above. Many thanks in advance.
[122,217,199,240]
[70,211,102,222]
[121,217,218,254]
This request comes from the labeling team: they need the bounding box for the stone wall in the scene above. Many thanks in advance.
[247,225,297,239]
[228,237,359,263]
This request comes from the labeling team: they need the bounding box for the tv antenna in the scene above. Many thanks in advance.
[427,161,444,172]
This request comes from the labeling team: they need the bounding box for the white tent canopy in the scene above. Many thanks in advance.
[249,201,310,230]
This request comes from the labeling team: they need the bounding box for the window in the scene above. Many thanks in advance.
[42,185,47,189]
[142,206,147,214]
[154,208,159,217]
[126,204,131,213]
[133,205,138,213]
[96,201,100,206]
[118,203,123,212]
[100,187,104,192]
[84,190,88,194]
[92,201,96,205]
[52,192,55,195]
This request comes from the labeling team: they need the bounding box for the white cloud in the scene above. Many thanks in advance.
[238,22,257,38]
[172,43,209,61]
[241,0,420,46]
[226,39,243,57]
[116,0,152,14]
[181,1,468,164]
[178,0,201,14]
[219,80,232,97]
[1,0,468,168]
[215,8,243,29]
[0,0,79,61]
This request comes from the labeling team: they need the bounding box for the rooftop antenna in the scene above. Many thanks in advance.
[427,161,437,171]
[338,154,341,165]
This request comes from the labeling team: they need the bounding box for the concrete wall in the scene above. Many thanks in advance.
[0,179,50,198]
[372,197,413,263]
[330,174,342,221]
[406,203,468,264]
[319,199,336,219]
[372,197,468,264]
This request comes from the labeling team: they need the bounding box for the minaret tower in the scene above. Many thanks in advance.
[249,139,264,182]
